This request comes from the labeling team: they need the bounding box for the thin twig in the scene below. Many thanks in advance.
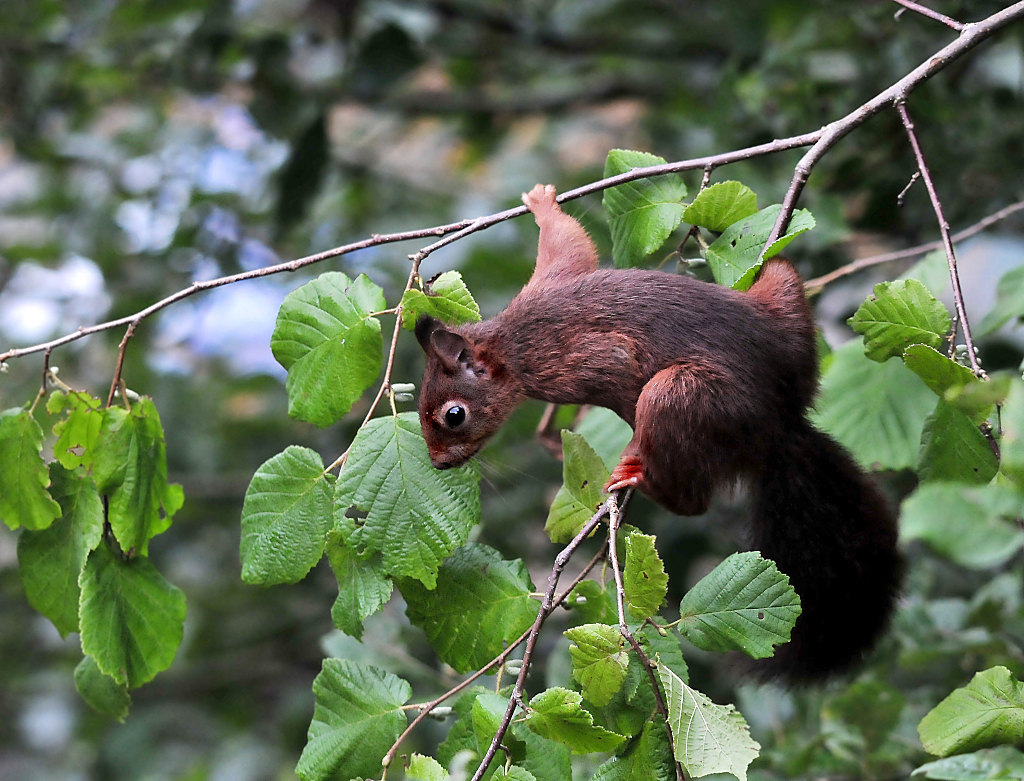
[381,542,609,776]
[468,496,621,781]
[106,322,138,408]
[896,100,982,375]
[891,0,966,31]
[804,199,1024,293]
[763,1,1024,254]
[897,172,920,206]
[606,493,684,781]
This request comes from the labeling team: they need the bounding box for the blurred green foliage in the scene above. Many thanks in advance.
[1,1,1024,780]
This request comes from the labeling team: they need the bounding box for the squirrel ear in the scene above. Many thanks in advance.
[430,329,473,373]
[415,315,441,353]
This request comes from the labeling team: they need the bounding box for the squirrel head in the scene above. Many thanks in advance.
[415,315,520,470]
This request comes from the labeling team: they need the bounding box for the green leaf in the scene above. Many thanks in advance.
[79,543,186,689]
[407,753,449,781]
[400,271,481,329]
[998,380,1024,487]
[92,398,183,556]
[326,530,392,640]
[74,655,130,722]
[240,446,334,585]
[979,264,1024,336]
[640,623,688,685]
[47,390,104,470]
[472,693,515,771]
[705,205,814,290]
[945,373,1012,423]
[493,767,536,781]
[401,543,539,673]
[591,719,675,781]
[525,687,626,754]
[271,272,386,427]
[903,345,979,405]
[0,407,61,531]
[602,149,687,268]
[677,551,801,659]
[918,667,1024,757]
[17,464,103,636]
[912,746,1024,780]
[574,407,633,471]
[546,430,609,544]
[683,181,758,232]
[811,339,936,470]
[336,412,480,587]
[567,579,619,626]
[295,659,411,781]
[565,623,629,707]
[917,401,998,485]
[848,279,950,362]
[659,664,760,781]
[623,532,667,620]
[900,483,1024,569]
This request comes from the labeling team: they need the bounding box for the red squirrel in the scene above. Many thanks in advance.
[416,183,903,681]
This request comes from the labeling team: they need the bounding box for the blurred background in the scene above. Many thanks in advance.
[1,1,1023,779]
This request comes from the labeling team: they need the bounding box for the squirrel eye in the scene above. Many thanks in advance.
[444,405,467,428]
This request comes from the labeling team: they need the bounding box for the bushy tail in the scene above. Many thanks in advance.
[747,417,904,682]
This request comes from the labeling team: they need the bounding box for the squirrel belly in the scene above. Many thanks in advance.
[416,183,903,682]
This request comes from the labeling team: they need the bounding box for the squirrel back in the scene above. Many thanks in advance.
[416,184,903,682]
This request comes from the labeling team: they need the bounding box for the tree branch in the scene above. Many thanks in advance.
[763,1,1024,254]
[891,0,965,31]
[468,492,630,781]
[896,100,982,375]
[803,198,1024,293]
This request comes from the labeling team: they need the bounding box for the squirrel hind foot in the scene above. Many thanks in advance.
[522,183,559,213]
[605,457,644,493]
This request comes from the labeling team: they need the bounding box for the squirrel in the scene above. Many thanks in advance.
[415,183,904,682]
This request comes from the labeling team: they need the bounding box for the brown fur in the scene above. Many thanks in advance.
[416,184,903,682]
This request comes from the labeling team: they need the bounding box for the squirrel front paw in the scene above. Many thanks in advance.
[522,183,560,217]
[605,456,644,493]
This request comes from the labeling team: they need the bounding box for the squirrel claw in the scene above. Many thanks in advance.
[605,458,644,493]
[522,183,559,213]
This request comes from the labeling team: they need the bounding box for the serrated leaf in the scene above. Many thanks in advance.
[574,407,633,470]
[17,464,103,636]
[79,543,186,689]
[918,667,1024,757]
[510,714,573,781]
[900,483,1024,569]
[473,693,516,771]
[848,280,951,362]
[326,530,392,640]
[912,745,1024,780]
[74,655,130,721]
[401,271,481,329]
[640,623,688,686]
[623,532,667,620]
[918,401,998,485]
[565,623,629,707]
[48,390,104,470]
[677,551,800,659]
[92,398,183,556]
[525,687,626,754]
[811,339,936,471]
[591,719,675,781]
[401,543,539,673]
[271,272,386,427]
[705,205,814,290]
[296,659,411,781]
[659,664,760,781]
[683,181,758,232]
[240,446,333,585]
[946,373,1012,423]
[493,767,536,781]
[407,753,449,781]
[546,430,609,543]
[0,407,61,531]
[904,344,987,423]
[602,149,687,268]
[979,264,1024,336]
[336,412,480,587]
